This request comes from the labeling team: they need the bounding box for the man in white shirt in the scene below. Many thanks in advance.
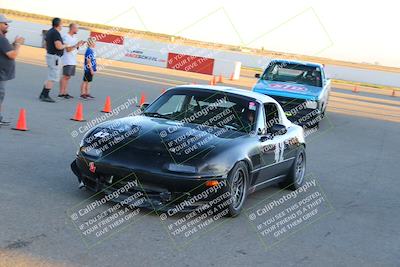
[59,23,84,99]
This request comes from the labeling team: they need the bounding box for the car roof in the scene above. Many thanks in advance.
[172,85,278,104]
[269,59,324,68]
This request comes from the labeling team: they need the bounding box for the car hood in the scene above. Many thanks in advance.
[253,80,322,101]
[86,115,246,161]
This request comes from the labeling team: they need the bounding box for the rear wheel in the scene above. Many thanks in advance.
[309,121,320,129]
[320,105,326,122]
[307,106,325,129]
[225,162,248,217]
[281,146,306,190]
[306,115,321,129]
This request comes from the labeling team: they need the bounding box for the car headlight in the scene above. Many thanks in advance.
[78,134,90,155]
[81,146,103,157]
[167,163,197,174]
[77,138,86,156]
[204,163,227,174]
[305,100,318,109]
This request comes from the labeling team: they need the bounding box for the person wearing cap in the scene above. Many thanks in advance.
[59,23,84,99]
[0,14,24,126]
[39,17,69,103]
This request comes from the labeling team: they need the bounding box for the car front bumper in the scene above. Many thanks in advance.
[70,157,227,212]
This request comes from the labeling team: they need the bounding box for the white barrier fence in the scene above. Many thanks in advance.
[324,65,400,88]
[6,19,399,87]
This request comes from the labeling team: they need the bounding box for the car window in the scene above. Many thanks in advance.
[264,103,280,132]
[255,104,266,134]
[157,94,186,114]
[145,89,258,133]
[262,62,322,87]
[183,94,257,133]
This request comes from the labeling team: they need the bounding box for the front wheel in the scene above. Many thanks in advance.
[281,146,306,190]
[225,162,248,217]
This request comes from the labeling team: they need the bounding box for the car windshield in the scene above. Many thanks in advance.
[144,89,258,133]
[262,62,322,87]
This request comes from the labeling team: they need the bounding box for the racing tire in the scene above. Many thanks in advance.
[281,146,306,191]
[306,114,321,129]
[225,161,249,217]
[310,121,320,129]
[320,105,327,120]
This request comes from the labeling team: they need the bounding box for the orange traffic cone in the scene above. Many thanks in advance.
[71,102,85,122]
[352,85,359,93]
[12,108,28,131]
[217,74,223,83]
[212,76,216,85]
[139,92,146,106]
[209,79,214,85]
[102,96,112,113]
[391,89,396,97]
[230,73,234,81]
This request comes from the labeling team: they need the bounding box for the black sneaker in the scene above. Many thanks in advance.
[40,95,56,103]
[80,94,88,100]
[86,94,95,99]
[58,94,65,98]
[64,94,74,99]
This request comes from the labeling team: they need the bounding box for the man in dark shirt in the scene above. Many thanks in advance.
[0,14,24,126]
[39,17,68,102]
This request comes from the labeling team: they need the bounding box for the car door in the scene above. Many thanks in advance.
[257,102,285,183]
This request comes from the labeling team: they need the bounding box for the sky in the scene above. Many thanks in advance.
[1,0,398,67]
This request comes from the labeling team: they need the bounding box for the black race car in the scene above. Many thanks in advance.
[71,85,306,216]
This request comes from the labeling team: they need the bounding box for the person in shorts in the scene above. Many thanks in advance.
[0,14,24,126]
[39,18,69,103]
[80,37,97,99]
[59,23,84,99]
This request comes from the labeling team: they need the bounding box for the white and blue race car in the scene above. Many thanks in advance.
[253,59,331,128]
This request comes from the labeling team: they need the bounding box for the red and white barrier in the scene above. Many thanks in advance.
[166,52,214,75]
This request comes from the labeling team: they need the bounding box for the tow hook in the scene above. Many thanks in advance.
[78,181,86,189]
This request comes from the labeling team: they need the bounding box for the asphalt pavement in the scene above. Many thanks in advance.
[0,59,399,267]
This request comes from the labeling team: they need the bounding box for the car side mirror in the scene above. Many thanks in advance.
[270,124,287,135]
[259,134,273,142]
[255,73,261,78]
[139,103,149,111]
[258,128,272,142]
